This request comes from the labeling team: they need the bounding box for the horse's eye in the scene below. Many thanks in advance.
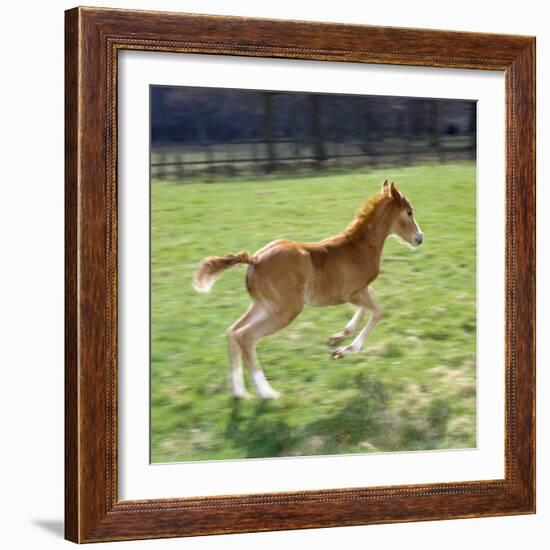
[407,210,413,217]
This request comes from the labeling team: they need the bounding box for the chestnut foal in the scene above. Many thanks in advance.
[193,180,423,399]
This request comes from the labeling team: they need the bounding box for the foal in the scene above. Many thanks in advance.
[193,180,423,399]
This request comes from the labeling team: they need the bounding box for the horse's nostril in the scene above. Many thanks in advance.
[417,234,424,244]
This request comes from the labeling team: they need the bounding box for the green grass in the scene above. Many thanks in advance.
[151,163,477,463]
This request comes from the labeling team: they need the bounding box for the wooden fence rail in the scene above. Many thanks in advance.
[151,136,475,181]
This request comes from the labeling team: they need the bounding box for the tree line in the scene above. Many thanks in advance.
[151,86,476,147]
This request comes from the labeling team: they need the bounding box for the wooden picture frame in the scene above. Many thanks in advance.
[65,6,536,543]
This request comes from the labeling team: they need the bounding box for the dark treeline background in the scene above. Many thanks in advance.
[150,86,476,180]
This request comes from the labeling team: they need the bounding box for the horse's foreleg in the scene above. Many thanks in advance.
[331,288,383,359]
[327,306,366,346]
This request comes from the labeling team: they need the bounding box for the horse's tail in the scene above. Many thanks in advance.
[192,251,254,294]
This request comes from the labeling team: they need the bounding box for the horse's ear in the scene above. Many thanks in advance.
[381,179,390,195]
[390,182,402,200]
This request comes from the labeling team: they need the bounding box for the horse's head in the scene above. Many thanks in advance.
[382,180,424,248]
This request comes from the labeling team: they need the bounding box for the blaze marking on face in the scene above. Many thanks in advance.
[390,196,424,248]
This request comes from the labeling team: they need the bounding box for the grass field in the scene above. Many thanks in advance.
[151,163,477,463]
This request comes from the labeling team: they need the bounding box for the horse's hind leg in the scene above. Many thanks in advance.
[236,304,303,399]
[327,306,366,346]
[226,303,263,399]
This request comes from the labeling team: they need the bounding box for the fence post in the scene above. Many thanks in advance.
[263,92,276,173]
[292,101,301,172]
[362,103,370,166]
[176,150,185,182]
[249,140,258,175]
[157,151,167,180]
[204,141,214,181]
[430,100,444,162]
[311,94,326,169]
[293,139,301,172]
[404,101,412,166]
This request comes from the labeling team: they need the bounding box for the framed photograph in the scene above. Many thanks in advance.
[65,6,535,543]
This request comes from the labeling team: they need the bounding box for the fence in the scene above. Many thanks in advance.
[151,135,475,181]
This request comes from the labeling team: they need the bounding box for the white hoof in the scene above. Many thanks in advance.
[231,388,252,400]
[251,370,280,400]
[259,388,280,400]
[331,344,357,359]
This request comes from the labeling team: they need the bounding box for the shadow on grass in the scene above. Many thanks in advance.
[223,376,450,458]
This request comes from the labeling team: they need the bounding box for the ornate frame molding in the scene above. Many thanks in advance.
[65,7,535,542]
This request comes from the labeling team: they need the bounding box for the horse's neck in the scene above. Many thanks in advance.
[342,199,396,253]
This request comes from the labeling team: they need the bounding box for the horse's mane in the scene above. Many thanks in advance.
[341,193,389,240]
